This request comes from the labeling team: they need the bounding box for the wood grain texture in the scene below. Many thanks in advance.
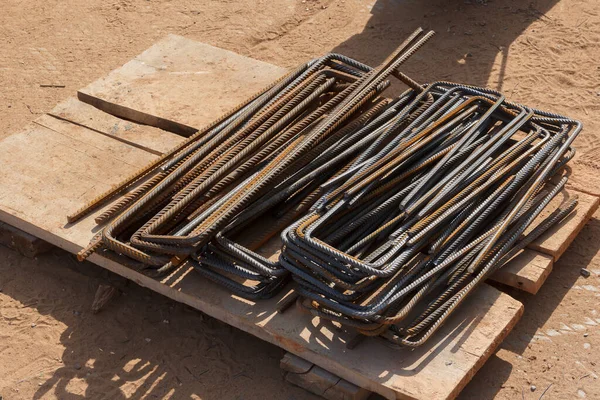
[48,97,185,155]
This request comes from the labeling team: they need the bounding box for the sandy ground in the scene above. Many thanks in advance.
[1,0,600,399]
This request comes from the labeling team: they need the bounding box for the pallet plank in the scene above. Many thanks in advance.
[488,186,598,292]
[0,37,559,400]
[281,352,313,374]
[98,250,523,400]
[48,97,185,155]
[490,250,553,294]
[282,353,372,400]
[0,221,53,258]
[77,34,287,135]
[0,121,160,249]
[0,181,525,400]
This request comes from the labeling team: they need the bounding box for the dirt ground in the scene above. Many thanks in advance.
[1,0,599,399]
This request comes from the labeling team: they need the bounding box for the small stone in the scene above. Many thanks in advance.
[581,268,591,278]
[531,385,537,392]
[584,333,589,337]
[145,338,152,343]
[73,310,80,316]
[38,382,42,386]
[445,360,453,366]
[162,319,169,324]
[31,323,36,328]
[74,363,81,370]
[466,52,473,57]
[584,343,591,349]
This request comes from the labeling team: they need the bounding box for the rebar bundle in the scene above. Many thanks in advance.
[280,82,580,346]
[72,28,581,346]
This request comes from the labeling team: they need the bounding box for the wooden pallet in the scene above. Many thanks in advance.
[0,35,596,400]
[281,353,371,400]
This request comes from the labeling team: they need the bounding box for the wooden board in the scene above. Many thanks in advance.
[490,250,553,295]
[48,97,185,155]
[0,221,53,258]
[0,123,157,248]
[0,99,523,400]
[0,38,527,400]
[77,34,287,135]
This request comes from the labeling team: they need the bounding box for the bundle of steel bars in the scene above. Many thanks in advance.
[73,28,435,298]
[280,82,580,346]
[72,28,581,346]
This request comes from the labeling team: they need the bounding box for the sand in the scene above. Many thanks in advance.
[0,0,599,398]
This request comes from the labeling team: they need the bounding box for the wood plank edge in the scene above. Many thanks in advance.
[489,267,551,295]
[43,112,166,157]
[77,90,197,137]
[0,210,525,400]
[282,353,372,400]
[528,192,599,261]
